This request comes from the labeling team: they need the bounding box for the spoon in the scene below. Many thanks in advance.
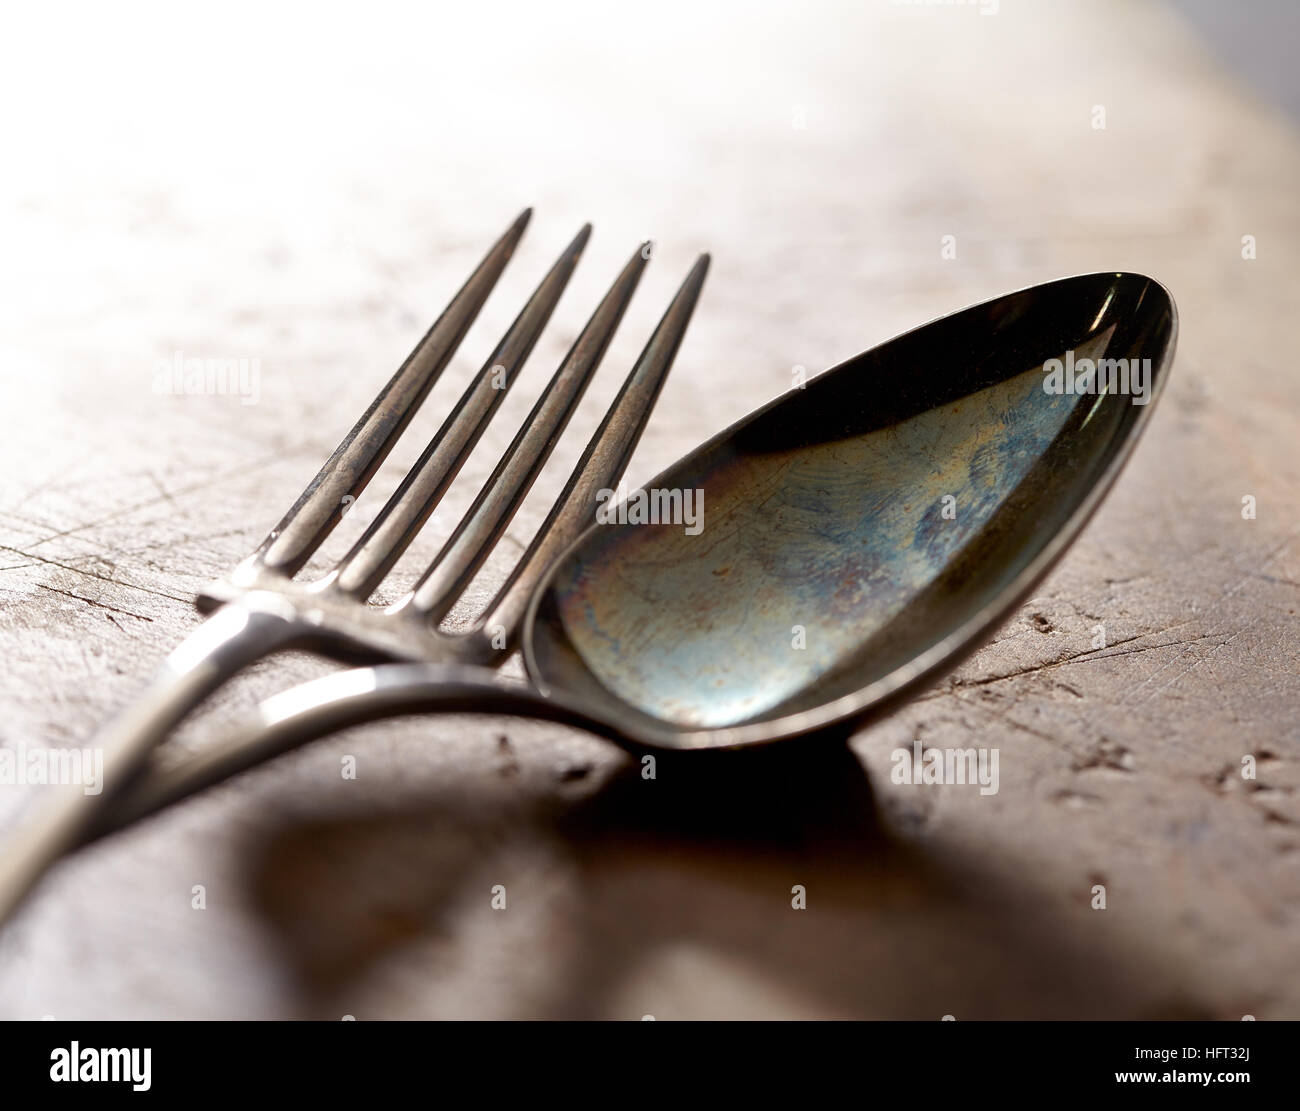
[94,270,1176,834]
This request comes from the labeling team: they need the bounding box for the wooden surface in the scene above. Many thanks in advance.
[0,0,1297,1019]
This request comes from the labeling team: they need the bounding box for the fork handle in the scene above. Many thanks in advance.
[84,664,625,845]
[0,604,300,924]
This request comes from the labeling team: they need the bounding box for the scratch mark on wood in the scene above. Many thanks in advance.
[36,584,155,622]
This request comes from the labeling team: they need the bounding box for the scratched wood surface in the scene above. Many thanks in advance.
[0,0,1296,1019]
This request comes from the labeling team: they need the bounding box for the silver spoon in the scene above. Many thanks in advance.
[94,270,1176,834]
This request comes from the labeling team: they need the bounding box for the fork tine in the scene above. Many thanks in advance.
[401,242,651,621]
[257,208,531,575]
[476,252,710,645]
[326,224,592,600]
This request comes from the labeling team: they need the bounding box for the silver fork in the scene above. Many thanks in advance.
[0,210,709,921]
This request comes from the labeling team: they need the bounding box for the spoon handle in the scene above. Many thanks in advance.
[80,665,619,846]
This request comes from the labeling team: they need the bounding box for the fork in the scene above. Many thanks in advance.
[0,210,709,922]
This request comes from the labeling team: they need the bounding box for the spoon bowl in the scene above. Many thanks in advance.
[525,271,1176,749]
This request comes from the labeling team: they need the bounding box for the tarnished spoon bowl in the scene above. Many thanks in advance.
[525,271,1176,748]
